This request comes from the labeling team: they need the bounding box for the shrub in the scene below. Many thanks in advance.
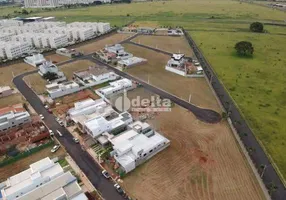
[234,41,254,56]
[250,22,264,33]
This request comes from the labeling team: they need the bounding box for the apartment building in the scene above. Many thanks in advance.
[0,19,23,27]
[0,157,87,200]
[1,41,32,59]
[67,22,111,34]
[44,27,74,41]
[25,21,66,29]
[0,42,6,58]
[97,22,111,33]
[12,33,34,46]
[0,104,31,132]
[1,26,44,35]
[110,121,170,173]
[0,33,15,42]
[95,78,133,99]
[24,0,60,8]
[71,28,94,41]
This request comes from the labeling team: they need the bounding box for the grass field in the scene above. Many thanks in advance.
[191,31,286,179]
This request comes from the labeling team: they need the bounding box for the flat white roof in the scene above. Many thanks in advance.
[0,86,11,92]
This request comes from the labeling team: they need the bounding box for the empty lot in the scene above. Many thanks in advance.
[122,88,265,200]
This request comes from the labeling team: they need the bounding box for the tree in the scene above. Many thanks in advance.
[250,22,264,33]
[21,9,29,15]
[235,41,254,56]
[43,72,58,81]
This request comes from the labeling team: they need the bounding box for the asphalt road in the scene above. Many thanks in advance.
[13,72,126,200]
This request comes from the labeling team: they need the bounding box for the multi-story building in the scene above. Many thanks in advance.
[95,78,133,99]
[2,41,32,59]
[0,104,31,132]
[0,19,23,27]
[97,22,111,33]
[110,121,170,173]
[0,33,15,42]
[24,21,66,29]
[24,0,60,8]
[0,42,6,58]
[0,157,88,200]
[71,28,94,41]
[48,34,68,48]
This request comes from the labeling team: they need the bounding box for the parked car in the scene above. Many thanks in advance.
[48,109,52,113]
[44,105,49,109]
[51,144,60,153]
[114,184,125,195]
[56,130,63,137]
[39,114,44,120]
[59,121,64,126]
[73,137,79,143]
[49,130,54,136]
[102,170,110,179]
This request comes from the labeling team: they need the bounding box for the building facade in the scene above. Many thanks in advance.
[0,104,31,132]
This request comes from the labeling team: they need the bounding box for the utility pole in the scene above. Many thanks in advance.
[188,93,192,103]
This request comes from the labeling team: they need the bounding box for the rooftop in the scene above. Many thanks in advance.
[0,104,25,116]
[0,86,11,92]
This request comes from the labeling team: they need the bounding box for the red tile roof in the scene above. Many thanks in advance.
[0,104,25,115]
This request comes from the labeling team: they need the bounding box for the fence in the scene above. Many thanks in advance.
[182,29,285,199]
[0,140,54,168]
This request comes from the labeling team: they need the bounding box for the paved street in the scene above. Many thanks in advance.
[13,72,126,200]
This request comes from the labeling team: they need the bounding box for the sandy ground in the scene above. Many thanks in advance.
[0,147,65,182]
[75,33,134,54]
[23,73,47,94]
[0,94,26,108]
[45,54,70,64]
[59,60,95,79]
[131,35,194,57]
[123,43,220,112]
[121,88,265,200]
[0,62,34,87]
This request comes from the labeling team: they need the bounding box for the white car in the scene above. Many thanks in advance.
[102,170,110,179]
[39,114,44,120]
[49,130,54,136]
[73,137,79,143]
[44,105,49,109]
[56,130,63,137]
[59,121,64,126]
[51,144,60,153]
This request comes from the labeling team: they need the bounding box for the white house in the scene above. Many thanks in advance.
[38,61,66,81]
[117,57,147,69]
[73,66,119,87]
[24,54,46,67]
[95,78,133,99]
[110,121,170,173]
[84,111,133,138]
[46,81,80,99]
[0,104,31,132]
[0,86,13,98]
[0,157,87,200]
[105,44,125,54]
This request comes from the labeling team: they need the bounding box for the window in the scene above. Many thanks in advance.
[143,153,146,157]
[149,149,153,153]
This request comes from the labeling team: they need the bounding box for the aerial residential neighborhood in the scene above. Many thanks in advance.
[0,0,285,200]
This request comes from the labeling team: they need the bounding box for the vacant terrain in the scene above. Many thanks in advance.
[74,33,134,54]
[59,59,94,79]
[123,43,220,112]
[123,88,265,200]
[131,35,194,57]
[0,147,65,182]
[23,73,47,94]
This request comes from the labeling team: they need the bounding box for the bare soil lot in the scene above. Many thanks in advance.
[0,62,34,87]
[75,33,134,54]
[59,60,95,79]
[0,94,25,108]
[23,73,47,94]
[0,147,65,182]
[45,53,70,64]
[122,88,265,200]
[123,43,220,112]
[131,35,194,57]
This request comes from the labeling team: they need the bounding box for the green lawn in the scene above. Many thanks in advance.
[191,31,286,180]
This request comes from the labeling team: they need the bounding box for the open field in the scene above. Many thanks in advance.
[0,94,25,108]
[131,35,194,57]
[23,73,47,94]
[0,146,65,182]
[45,53,70,64]
[0,63,34,87]
[74,33,134,54]
[123,43,220,112]
[122,87,265,200]
[59,59,94,79]
[191,31,286,179]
